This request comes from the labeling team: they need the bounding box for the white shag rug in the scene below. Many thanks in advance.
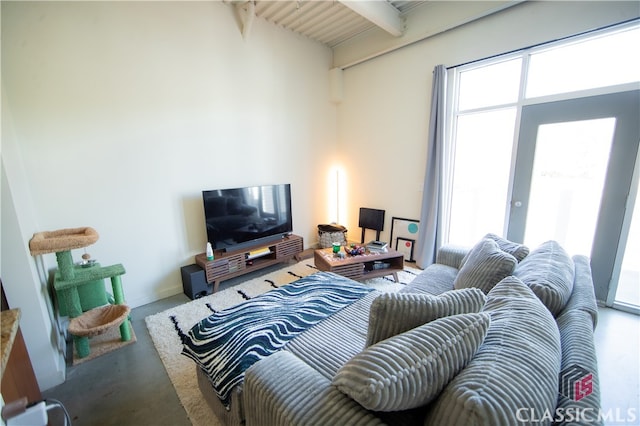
[145,260,420,426]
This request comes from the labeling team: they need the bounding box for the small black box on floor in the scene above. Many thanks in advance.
[181,264,210,300]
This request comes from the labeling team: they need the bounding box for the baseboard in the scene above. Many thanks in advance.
[38,355,66,391]
[128,285,184,309]
[297,248,315,260]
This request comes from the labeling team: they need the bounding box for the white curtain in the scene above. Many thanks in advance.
[415,65,448,268]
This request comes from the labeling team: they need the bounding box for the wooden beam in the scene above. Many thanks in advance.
[339,0,404,37]
[235,1,255,39]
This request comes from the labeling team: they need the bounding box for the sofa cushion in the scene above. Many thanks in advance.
[483,233,530,262]
[435,245,471,269]
[286,292,377,381]
[558,255,598,327]
[244,350,386,426]
[401,264,458,295]
[365,288,486,346]
[453,238,517,294]
[425,276,562,425]
[333,312,491,412]
[554,309,601,420]
[514,240,575,316]
[460,234,529,268]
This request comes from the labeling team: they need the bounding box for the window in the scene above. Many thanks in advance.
[526,27,640,98]
[446,21,640,247]
[458,58,522,110]
[448,108,517,244]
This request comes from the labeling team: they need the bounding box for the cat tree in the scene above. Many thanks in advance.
[29,227,131,358]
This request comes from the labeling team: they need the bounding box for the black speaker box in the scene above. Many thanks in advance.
[181,264,210,300]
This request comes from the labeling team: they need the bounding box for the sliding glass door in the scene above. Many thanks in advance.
[507,90,640,304]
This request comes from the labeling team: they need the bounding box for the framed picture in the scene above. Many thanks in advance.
[396,237,415,262]
[390,217,420,262]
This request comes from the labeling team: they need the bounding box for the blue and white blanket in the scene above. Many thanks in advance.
[179,272,373,408]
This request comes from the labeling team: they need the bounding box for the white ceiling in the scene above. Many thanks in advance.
[230,1,428,48]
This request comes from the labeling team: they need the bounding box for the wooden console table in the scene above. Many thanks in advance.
[195,234,303,293]
[314,246,404,282]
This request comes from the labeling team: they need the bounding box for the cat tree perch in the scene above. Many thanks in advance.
[29,227,131,358]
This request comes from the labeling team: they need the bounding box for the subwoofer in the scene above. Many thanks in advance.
[181,264,210,300]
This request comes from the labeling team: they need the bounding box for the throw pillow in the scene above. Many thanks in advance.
[514,240,575,316]
[483,233,530,262]
[365,288,486,347]
[425,276,562,425]
[333,312,491,412]
[453,238,517,294]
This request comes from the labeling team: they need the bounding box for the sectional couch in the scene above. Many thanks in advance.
[195,234,602,425]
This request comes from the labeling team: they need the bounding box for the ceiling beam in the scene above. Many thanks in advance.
[235,1,256,39]
[338,0,404,37]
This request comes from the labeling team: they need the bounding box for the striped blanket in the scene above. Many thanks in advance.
[179,272,373,408]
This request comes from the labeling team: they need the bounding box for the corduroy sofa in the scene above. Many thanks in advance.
[197,234,602,426]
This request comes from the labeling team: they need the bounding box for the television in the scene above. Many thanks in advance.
[202,184,293,252]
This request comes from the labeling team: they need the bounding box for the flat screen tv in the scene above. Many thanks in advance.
[202,184,293,252]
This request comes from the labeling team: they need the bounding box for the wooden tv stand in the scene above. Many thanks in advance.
[195,234,303,293]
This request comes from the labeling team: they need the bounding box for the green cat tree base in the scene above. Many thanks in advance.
[55,256,131,357]
[29,227,131,359]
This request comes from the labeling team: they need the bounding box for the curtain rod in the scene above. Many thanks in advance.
[447,18,639,70]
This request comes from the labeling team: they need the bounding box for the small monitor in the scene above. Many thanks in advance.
[358,208,385,231]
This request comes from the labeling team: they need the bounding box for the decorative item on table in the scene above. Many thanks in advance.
[345,243,365,256]
[80,251,96,267]
[318,223,348,248]
[332,242,341,254]
[206,242,214,261]
[366,240,388,253]
[365,261,390,271]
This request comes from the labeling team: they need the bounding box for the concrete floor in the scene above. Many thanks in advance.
[43,292,191,426]
[594,307,640,421]
[43,285,640,426]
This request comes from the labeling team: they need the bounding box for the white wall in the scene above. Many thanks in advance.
[1,1,335,390]
[336,1,640,242]
[2,86,67,389]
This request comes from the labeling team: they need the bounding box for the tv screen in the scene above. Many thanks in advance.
[203,184,293,251]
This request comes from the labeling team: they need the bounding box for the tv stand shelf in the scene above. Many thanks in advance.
[195,234,303,293]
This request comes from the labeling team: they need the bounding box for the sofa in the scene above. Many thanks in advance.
[194,234,602,425]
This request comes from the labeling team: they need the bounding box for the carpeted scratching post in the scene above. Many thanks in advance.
[56,250,76,281]
[29,227,132,358]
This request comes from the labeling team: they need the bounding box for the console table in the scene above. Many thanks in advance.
[314,246,404,282]
[195,234,303,293]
